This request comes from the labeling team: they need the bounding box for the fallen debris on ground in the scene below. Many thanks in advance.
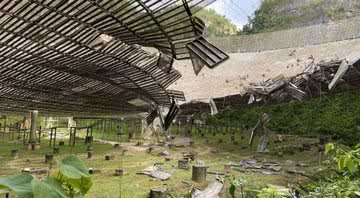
[192,178,224,198]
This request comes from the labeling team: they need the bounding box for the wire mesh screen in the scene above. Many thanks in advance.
[0,0,226,115]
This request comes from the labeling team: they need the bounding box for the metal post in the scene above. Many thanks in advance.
[69,127,74,147]
[53,128,57,147]
[49,128,53,147]
[72,128,76,147]
[101,120,105,142]
[38,126,42,143]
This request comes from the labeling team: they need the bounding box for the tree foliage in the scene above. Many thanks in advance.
[240,0,360,34]
[207,89,360,145]
[195,8,238,37]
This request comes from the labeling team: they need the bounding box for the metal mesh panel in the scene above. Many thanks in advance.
[0,0,225,115]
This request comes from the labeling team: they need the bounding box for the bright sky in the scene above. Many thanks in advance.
[207,0,261,29]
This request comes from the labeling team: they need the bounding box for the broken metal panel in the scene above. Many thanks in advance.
[0,0,228,114]
[192,17,206,36]
[328,60,349,90]
[286,83,306,101]
[248,93,255,104]
[186,36,229,69]
[146,108,159,125]
[249,113,270,146]
[189,49,207,75]
[166,89,186,101]
[256,135,268,153]
[209,97,218,115]
[192,179,223,198]
[157,52,174,73]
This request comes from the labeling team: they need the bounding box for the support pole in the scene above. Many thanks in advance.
[53,128,57,147]
[38,126,42,143]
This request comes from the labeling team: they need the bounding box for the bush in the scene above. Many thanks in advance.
[207,89,360,145]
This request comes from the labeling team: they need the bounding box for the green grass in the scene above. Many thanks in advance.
[0,131,325,198]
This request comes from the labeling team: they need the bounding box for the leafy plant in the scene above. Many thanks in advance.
[228,175,248,198]
[326,143,360,174]
[304,176,360,198]
[256,187,284,198]
[0,155,92,198]
[299,143,360,198]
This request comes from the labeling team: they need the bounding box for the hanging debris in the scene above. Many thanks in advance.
[146,108,159,126]
[0,0,228,115]
[187,37,229,75]
[163,100,180,131]
[209,98,218,116]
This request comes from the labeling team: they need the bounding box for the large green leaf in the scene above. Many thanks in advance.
[58,173,92,195]
[57,156,92,195]
[0,174,33,198]
[31,178,66,198]
[57,155,89,179]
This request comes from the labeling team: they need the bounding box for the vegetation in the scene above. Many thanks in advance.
[195,9,238,37]
[0,133,322,197]
[240,0,360,34]
[207,89,360,145]
[300,143,360,198]
[224,143,360,198]
[326,143,360,175]
[0,156,92,198]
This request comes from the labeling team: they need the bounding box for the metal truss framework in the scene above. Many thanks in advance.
[0,0,226,115]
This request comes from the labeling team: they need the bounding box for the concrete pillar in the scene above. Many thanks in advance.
[22,115,31,130]
[30,110,38,145]
[68,117,76,128]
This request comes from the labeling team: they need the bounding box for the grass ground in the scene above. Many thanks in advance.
[0,129,325,198]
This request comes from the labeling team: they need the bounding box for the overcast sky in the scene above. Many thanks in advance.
[207,0,261,29]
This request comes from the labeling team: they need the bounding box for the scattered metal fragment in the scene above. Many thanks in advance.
[207,170,226,175]
[158,150,171,157]
[22,168,48,175]
[172,138,193,147]
[192,178,224,198]
[137,166,175,181]
[183,151,198,161]
[286,169,307,176]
